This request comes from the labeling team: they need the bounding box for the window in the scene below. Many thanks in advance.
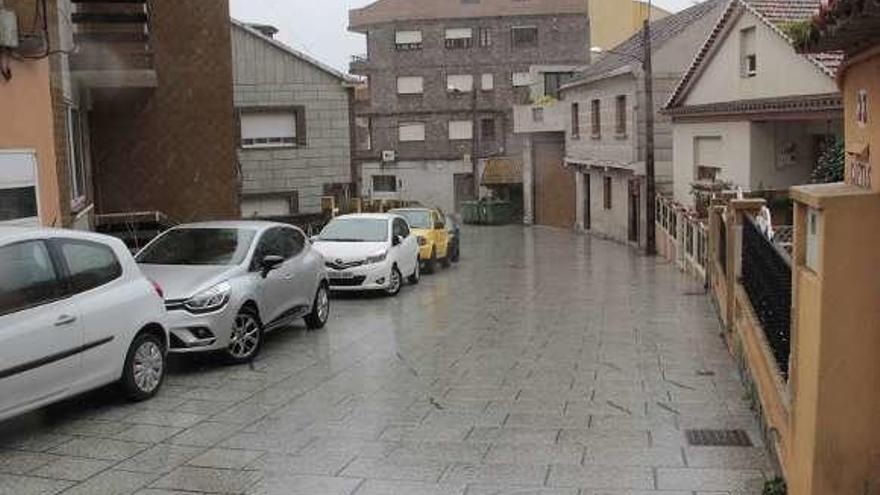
[615,95,627,136]
[694,136,722,182]
[478,27,492,47]
[591,99,601,138]
[59,240,123,294]
[512,72,532,87]
[399,122,426,142]
[136,228,257,266]
[67,107,87,203]
[241,111,303,148]
[740,27,757,77]
[395,30,422,50]
[481,73,494,91]
[252,228,288,266]
[0,151,39,225]
[603,176,613,210]
[543,72,574,100]
[355,116,372,151]
[279,228,307,259]
[393,218,410,238]
[445,28,473,49]
[481,118,496,141]
[571,102,580,138]
[532,107,544,123]
[447,74,474,93]
[241,194,297,218]
[0,241,63,316]
[397,76,424,95]
[511,26,538,48]
[373,175,398,193]
[448,120,473,141]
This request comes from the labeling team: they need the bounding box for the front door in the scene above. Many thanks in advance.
[628,179,641,244]
[0,240,83,418]
[252,228,293,324]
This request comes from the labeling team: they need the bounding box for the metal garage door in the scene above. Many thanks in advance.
[0,151,39,227]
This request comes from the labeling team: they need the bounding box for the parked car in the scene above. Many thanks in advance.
[136,221,329,364]
[390,208,451,273]
[312,214,419,296]
[444,212,461,263]
[0,227,169,422]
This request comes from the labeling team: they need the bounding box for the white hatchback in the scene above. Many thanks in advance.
[0,227,169,422]
[312,214,420,296]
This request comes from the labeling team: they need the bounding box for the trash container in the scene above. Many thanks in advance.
[482,199,513,225]
[461,201,481,225]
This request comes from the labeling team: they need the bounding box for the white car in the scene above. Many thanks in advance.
[0,227,169,422]
[312,214,420,296]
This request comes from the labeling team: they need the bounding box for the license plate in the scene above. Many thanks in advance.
[329,271,354,280]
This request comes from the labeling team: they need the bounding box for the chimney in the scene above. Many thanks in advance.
[248,23,279,39]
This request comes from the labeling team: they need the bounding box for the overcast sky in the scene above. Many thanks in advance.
[229,0,704,72]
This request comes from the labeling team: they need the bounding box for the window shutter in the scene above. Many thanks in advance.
[445,28,473,39]
[395,31,422,44]
[295,110,307,146]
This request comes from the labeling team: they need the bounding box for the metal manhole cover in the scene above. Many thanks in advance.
[685,429,753,447]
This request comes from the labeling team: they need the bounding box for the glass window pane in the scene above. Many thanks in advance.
[61,241,123,293]
[0,241,61,315]
[0,187,38,222]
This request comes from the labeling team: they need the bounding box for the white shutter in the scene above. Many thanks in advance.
[241,197,291,218]
[694,137,722,168]
[399,122,426,142]
[481,73,494,91]
[445,28,473,39]
[447,74,474,92]
[395,30,423,44]
[397,76,424,94]
[512,72,532,87]
[241,112,297,147]
[448,120,473,140]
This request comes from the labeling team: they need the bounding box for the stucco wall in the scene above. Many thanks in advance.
[565,74,639,166]
[583,168,640,245]
[840,51,880,191]
[232,25,353,215]
[683,9,838,106]
[672,121,752,206]
[361,160,472,213]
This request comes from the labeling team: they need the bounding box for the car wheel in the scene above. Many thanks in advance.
[451,243,460,263]
[384,265,403,297]
[226,307,263,364]
[408,257,421,285]
[121,332,166,401]
[424,248,437,274]
[305,283,330,330]
[440,247,452,269]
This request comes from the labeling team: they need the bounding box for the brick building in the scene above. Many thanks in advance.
[348,0,590,213]
[231,20,357,218]
[0,0,237,236]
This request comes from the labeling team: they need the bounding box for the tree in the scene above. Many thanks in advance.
[811,137,845,184]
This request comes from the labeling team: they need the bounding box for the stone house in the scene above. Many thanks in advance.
[663,0,844,210]
[232,21,358,218]
[348,0,590,214]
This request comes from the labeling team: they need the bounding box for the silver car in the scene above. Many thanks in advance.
[136,221,329,363]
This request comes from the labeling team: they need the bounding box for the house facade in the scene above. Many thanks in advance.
[664,0,844,210]
[348,0,590,214]
[0,0,238,235]
[232,21,357,218]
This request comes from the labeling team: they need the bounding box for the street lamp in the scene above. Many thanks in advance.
[589,17,657,256]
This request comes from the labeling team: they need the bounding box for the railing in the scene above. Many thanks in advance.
[70,0,153,72]
[741,214,793,378]
[656,196,709,282]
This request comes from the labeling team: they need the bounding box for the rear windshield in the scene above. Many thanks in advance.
[136,228,256,266]
[318,218,388,243]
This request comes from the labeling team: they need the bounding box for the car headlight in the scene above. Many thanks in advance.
[365,251,388,265]
[417,236,428,246]
[185,282,231,313]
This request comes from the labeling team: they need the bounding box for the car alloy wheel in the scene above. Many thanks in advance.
[385,266,402,296]
[229,312,261,360]
[132,340,164,394]
[306,284,330,330]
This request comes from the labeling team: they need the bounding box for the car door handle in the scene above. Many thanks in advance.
[54,315,77,327]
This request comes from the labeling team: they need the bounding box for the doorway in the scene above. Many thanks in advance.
[628,179,640,244]
[583,173,591,231]
[453,173,476,213]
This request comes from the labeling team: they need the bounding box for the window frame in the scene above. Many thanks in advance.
[478,27,492,47]
[740,26,757,78]
[66,106,88,207]
[396,76,425,95]
[615,95,627,137]
[591,99,602,139]
[445,28,474,49]
[511,26,538,48]
[398,122,426,142]
[239,106,306,149]
[571,102,580,139]
[448,120,474,141]
[480,117,496,141]
[394,30,423,51]
[372,175,398,193]
[0,239,67,317]
[603,176,613,210]
[53,238,124,296]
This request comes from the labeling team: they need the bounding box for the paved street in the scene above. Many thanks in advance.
[0,226,773,495]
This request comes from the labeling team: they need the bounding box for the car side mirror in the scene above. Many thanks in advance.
[392,235,403,247]
[260,255,285,277]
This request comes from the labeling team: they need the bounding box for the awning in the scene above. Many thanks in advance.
[482,158,523,185]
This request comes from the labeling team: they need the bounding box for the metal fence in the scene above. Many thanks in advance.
[741,214,793,378]
[656,196,708,282]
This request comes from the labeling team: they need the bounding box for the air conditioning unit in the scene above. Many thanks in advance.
[382,150,396,163]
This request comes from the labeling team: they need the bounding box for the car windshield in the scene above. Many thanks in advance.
[136,228,256,266]
[394,210,432,229]
[319,218,388,242]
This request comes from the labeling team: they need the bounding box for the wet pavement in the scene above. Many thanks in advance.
[0,226,773,494]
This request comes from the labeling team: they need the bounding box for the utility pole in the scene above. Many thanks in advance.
[471,79,480,199]
[642,17,657,256]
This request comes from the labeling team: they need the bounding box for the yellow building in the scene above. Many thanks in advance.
[588,0,670,51]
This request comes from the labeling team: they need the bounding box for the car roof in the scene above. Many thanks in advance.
[169,220,293,231]
[333,213,396,221]
[390,208,435,213]
[0,226,125,246]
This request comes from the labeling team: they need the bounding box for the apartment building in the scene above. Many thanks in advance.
[0,0,237,236]
[348,0,589,214]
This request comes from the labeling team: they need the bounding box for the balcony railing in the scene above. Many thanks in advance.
[69,0,156,87]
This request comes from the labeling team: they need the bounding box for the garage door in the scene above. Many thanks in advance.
[0,151,39,227]
[534,138,575,228]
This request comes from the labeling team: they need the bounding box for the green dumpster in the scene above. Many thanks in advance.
[481,199,514,225]
[461,200,481,225]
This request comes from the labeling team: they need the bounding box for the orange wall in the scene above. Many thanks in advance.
[841,49,880,191]
[0,58,61,226]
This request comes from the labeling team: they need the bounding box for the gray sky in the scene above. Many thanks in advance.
[229,0,702,72]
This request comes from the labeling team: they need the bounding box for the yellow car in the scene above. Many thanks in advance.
[391,208,451,273]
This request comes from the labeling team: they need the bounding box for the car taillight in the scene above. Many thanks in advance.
[149,279,164,299]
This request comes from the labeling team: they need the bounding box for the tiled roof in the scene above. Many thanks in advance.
[567,0,726,85]
[665,0,843,109]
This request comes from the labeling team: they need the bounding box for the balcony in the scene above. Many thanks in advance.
[69,0,157,88]
[349,54,368,75]
[513,101,568,134]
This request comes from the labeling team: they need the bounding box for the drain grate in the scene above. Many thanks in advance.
[685,429,753,447]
